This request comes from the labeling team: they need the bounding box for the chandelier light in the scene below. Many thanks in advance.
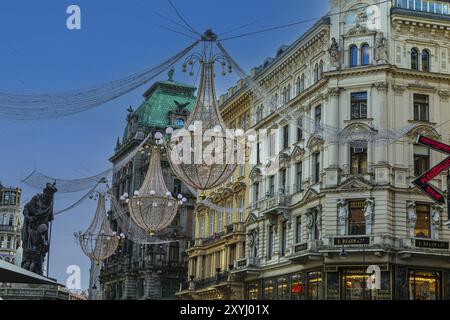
[123,143,185,236]
[75,192,122,263]
[167,30,238,192]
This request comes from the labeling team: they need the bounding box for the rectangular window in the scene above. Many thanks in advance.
[173,179,182,197]
[239,198,244,222]
[297,118,303,141]
[200,215,205,238]
[209,211,215,236]
[247,282,259,300]
[409,270,440,300]
[296,162,303,192]
[227,203,232,226]
[351,92,368,119]
[314,105,322,132]
[263,279,276,300]
[254,182,260,202]
[269,175,275,197]
[415,204,431,238]
[313,152,320,184]
[413,94,429,121]
[281,221,287,256]
[218,211,223,232]
[291,273,305,300]
[414,145,430,176]
[307,271,323,300]
[350,144,368,175]
[348,200,366,235]
[257,142,261,164]
[268,225,274,259]
[269,132,276,156]
[283,125,289,149]
[295,216,302,243]
[280,169,287,194]
[277,277,289,299]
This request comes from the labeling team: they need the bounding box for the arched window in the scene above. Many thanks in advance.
[300,74,305,91]
[314,63,319,82]
[422,49,430,72]
[319,60,324,79]
[361,44,370,65]
[411,48,419,70]
[349,45,358,67]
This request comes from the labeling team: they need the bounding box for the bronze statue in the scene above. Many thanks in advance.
[21,182,58,275]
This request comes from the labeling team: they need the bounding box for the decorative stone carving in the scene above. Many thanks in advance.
[375,32,389,64]
[337,199,348,236]
[407,201,416,238]
[375,81,389,92]
[305,209,315,241]
[431,204,443,240]
[248,229,259,257]
[438,90,449,102]
[364,198,375,235]
[328,37,340,68]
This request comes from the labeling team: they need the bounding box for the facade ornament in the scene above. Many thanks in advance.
[375,32,389,64]
[374,81,389,92]
[248,229,259,257]
[327,87,341,97]
[406,201,417,238]
[315,207,322,240]
[438,90,449,102]
[305,209,315,240]
[431,204,443,240]
[337,199,348,236]
[328,37,341,68]
[392,84,405,95]
[364,198,375,235]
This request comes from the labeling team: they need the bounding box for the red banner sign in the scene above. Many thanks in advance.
[413,135,449,205]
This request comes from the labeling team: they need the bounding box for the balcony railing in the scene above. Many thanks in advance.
[234,257,260,269]
[0,225,18,233]
[259,193,291,214]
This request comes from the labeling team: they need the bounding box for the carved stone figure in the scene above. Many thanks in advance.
[249,229,259,257]
[21,183,58,275]
[431,204,443,240]
[337,199,348,236]
[406,201,416,238]
[315,207,322,240]
[364,198,375,235]
[375,32,389,64]
[305,210,315,241]
[328,37,340,68]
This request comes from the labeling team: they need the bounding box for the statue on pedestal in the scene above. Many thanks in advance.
[21,183,58,275]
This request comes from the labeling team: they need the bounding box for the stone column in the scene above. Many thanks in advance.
[325,88,341,187]
[374,82,390,184]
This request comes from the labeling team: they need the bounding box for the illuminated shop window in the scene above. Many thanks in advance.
[307,271,323,300]
[263,279,276,300]
[409,270,441,300]
[291,273,305,300]
[277,277,289,300]
[247,282,259,300]
[341,269,370,300]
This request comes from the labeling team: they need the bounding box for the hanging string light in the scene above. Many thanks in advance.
[74,191,123,263]
[167,30,238,193]
[121,137,186,236]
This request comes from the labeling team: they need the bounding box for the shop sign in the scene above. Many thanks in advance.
[334,236,370,245]
[415,239,449,249]
[294,243,308,253]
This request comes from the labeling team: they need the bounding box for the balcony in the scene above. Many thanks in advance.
[259,193,291,216]
[0,225,18,233]
[232,257,260,276]
[289,240,323,263]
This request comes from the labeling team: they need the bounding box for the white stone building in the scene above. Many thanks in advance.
[229,0,450,300]
[0,183,22,266]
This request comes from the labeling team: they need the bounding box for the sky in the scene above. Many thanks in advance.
[0,0,328,291]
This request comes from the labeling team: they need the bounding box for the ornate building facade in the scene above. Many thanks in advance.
[0,183,22,266]
[182,0,450,300]
[98,72,197,300]
[177,80,252,300]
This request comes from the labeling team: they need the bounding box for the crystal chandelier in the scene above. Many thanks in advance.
[167,30,238,192]
[122,143,186,236]
[75,192,122,263]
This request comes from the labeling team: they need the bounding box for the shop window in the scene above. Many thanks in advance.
[413,94,429,121]
[277,277,289,300]
[415,204,431,238]
[409,270,441,300]
[341,269,370,300]
[348,200,366,235]
[351,92,367,119]
[291,273,305,300]
[247,282,259,300]
[414,145,430,176]
[350,144,368,175]
[307,271,323,300]
[263,279,276,300]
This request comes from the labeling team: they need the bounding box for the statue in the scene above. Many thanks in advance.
[431,204,443,240]
[21,183,58,275]
[375,32,388,64]
[249,229,259,257]
[406,201,416,239]
[364,198,374,235]
[337,199,348,236]
[328,37,340,68]
[305,210,315,241]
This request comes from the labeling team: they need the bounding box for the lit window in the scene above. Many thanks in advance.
[409,270,440,300]
[348,200,366,235]
[415,204,431,238]
[350,143,368,175]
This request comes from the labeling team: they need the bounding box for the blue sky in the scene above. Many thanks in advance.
[0,0,328,290]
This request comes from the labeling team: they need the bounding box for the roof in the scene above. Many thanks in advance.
[0,260,59,285]
[121,73,196,141]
